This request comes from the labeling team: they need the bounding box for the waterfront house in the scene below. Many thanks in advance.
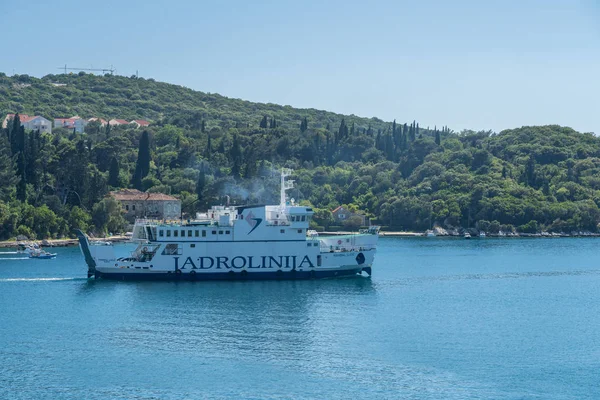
[3,114,52,134]
[110,189,181,222]
[332,206,367,226]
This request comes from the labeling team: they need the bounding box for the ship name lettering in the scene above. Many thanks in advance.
[175,255,314,270]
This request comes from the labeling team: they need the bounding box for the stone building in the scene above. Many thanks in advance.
[110,189,181,222]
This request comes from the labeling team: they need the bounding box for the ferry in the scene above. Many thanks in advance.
[76,169,379,280]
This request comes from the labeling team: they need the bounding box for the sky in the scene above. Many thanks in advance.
[3,0,600,133]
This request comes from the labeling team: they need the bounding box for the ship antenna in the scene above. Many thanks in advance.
[280,168,294,208]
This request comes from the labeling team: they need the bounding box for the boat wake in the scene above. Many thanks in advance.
[0,257,30,261]
[0,277,86,283]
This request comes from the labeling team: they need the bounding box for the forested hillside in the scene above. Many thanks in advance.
[1,72,599,239]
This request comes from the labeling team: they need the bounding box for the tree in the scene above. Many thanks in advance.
[108,157,120,187]
[435,130,441,146]
[0,134,17,201]
[92,197,126,235]
[132,130,151,188]
[260,116,268,129]
[230,134,242,179]
[300,117,308,132]
[195,166,206,209]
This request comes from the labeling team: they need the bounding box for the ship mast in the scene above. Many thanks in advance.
[280,168,294,208]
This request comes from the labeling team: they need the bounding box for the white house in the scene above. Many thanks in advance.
[130,119,150,128]
[109,119,129,126]
[2,114,52,134]
[54,116,88,133]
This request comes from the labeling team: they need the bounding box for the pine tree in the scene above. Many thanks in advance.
[108,157,120,187]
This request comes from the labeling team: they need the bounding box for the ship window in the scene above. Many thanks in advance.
[166,230,171,237]
[317,255,322,266]
[219,230,223,234]
[187,230,192,237]
[195,230,199,237]
[202,230,206,237]
[314,243,318,247]
[212,230,216,235]
[162,244,182,255]
[298,229,302,234]
[159,230,164,237]
[301,216,306,221]
[291,216,295,222]
[181,230,185,237]
[225,230,230,234]
[307,243,311,247]
[190,244,195,248]
[280,229,285,234]
[174,230,178,237]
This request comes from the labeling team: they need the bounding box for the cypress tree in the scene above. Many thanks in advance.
[108,157,120,187]
[0,134,17,201]
[300,117,308,132]
[9,113,20,156]
[132,130,151,188]
[435,130,441,146]
[201,119,206,133]
[195,166,206,208]
[260,116,268,129]
[230,135,242,179]
[105,122,111,138]
[206,135,212,160]
[15,123,26,202]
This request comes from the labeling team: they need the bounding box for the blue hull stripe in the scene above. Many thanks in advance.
[95,268,366,281]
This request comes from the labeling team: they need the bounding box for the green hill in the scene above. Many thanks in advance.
[1,72,599,239]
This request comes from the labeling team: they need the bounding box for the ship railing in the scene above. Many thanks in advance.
[320,244,376,253]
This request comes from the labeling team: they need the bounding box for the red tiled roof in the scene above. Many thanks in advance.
[131,119,150,126]
[110,189,178,202]
[332,206,344,213]
[6,113,34,123]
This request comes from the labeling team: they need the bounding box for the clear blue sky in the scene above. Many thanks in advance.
[4,0,600,133]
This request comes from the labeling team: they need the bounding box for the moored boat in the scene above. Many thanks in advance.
[77,169,379,280]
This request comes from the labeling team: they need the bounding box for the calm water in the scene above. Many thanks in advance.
[1,238,599,399]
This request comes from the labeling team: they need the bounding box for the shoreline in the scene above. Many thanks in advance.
[0,236,130,249]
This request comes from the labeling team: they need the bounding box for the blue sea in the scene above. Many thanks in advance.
[1,237,599,399]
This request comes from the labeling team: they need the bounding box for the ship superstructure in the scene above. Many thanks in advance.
[77,169,378,280]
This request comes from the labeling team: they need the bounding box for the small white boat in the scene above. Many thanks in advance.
[464,232,471,239]
[29,251,57,259]
[426,230,436,237]
[479,232,486,238]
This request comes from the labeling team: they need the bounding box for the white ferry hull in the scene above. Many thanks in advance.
[76,169,378,281]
